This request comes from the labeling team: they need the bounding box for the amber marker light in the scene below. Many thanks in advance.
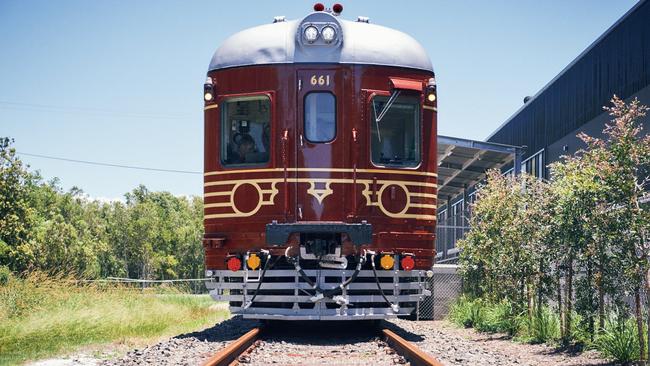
[247,253,261,270]
[380,254,395,270]
[227,256,241,272]
[400,255,415,271]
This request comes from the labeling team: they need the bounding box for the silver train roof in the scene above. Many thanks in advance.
[208,11,433,73]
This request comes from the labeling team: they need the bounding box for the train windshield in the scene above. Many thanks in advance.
[221,96,271,166]
[371,95,421,167]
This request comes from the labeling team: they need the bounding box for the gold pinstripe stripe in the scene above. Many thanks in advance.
[203,177,437,188]
[204,167,437,178]
[203,177,437,220]
[204,104,219,111]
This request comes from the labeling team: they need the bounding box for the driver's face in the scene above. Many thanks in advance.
[239,142,254,155]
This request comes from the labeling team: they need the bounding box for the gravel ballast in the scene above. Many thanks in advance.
[31,317,616,365]
[241,321,403,366]
[102,317,258,366]
[386,319,613,366]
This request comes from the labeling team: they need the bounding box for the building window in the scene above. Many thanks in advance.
[221,96,271,166]
[304,92,336,142]
[370,95,421,167]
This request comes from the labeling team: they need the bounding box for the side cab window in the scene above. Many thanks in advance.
[221,96,271,166]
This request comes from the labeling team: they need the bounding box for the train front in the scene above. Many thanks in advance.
[203,4,438,320]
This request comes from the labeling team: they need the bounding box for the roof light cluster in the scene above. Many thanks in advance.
[303,24,338,44]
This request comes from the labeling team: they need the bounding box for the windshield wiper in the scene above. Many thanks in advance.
[372,90,401,142]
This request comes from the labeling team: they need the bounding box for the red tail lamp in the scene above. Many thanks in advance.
[332,3,343,14]
[313,3,325,11]
[400,255,415,271]
[227,256,242,272]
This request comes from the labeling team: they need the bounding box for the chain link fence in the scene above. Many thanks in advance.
[418,264,462,320]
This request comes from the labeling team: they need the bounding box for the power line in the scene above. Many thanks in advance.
[17,151,202,175]
[0,100,195,120]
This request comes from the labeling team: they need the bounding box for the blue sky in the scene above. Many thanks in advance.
[0,0,639,199]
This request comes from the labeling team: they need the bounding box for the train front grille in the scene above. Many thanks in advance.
[205,269,429,320]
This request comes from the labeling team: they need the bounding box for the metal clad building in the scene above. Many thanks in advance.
[436,0,650,263]
[487,0,650,176]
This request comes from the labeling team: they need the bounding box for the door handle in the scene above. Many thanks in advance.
[299,134,304,147]
[281,129,289,219]
[298,205,303,220]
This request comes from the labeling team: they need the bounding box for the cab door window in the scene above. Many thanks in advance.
[370,95,421,167]
[304,92,336,143]
[221,96,271,166]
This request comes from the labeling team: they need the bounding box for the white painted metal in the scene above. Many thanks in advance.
[209,11,433,72]
[206,269,429,320]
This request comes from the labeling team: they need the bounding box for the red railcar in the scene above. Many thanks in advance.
[203,4,437,320]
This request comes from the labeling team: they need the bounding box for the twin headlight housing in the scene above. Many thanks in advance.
[303,24,338,44]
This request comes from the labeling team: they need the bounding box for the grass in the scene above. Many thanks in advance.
[0,272,229,366]
[448,296,559,343]
[595,316,640,363]
[448,296,647,364]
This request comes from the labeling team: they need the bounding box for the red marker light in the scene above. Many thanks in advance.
[400,255,415,271]
[227,256,242,272]
[313,3,325,11]
[332,3,343,14]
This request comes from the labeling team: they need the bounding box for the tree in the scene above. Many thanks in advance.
[577,96,650,358]
[459,171,553,323]
[0,137,35,271]
[458,97,650,357]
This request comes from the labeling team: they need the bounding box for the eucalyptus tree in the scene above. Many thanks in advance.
[578,97,650,358]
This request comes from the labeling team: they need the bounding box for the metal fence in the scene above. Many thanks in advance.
[436,211,470,263]
[418,264,462,320]
[77,277,210,294]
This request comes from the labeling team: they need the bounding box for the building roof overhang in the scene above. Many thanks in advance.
[437,135,523,205]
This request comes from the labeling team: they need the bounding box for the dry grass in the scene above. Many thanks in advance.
[0,273,229,365]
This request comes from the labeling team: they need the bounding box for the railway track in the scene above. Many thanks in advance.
[201,322,443,366]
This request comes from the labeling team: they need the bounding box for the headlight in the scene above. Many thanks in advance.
[304,26,319,43]
[321,26,336,43]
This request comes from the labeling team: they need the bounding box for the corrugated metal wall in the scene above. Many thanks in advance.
[487,0,650,157]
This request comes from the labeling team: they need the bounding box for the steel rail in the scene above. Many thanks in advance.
[382,328,444,366]
[201,327,261,366]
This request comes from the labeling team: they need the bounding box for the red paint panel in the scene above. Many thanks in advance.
[203,64,438,270]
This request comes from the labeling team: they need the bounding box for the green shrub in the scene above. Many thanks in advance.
[595,317,639,363]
